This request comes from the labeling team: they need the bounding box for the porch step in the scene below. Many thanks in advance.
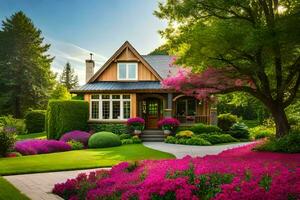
[141,130,165,142]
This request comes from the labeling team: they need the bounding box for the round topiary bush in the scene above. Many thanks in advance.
[88,132,121,148]
[25,110,46,133]
[217,113,238,131]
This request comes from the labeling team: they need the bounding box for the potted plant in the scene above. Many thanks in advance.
[127,117,145,136]
[158,117,180,136]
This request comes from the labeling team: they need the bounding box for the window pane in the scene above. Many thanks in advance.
[123,95,130,99]
[128,64,137,79]
[123,101,130,119]
[102,101,110,119]
[91,101,99,119]
[112,101,120,119]
[91,94,99,99]
[112,95,120,99]
[118,63,126,79]
[102,94,110,99]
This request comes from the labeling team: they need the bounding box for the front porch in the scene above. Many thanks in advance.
[136,93,215,129]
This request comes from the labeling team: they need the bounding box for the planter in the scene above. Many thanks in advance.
[163,129,171,137]
[134,129,142,136]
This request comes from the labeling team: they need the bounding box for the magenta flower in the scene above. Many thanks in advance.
[127,117,145,131]
[59,130,91,147]
[158,118,180,131]
[15,139,71,155]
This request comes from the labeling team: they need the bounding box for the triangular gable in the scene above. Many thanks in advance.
[88,41,162,83]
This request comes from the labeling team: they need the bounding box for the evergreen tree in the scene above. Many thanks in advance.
[59,62,79,90]
[0,11,55,117]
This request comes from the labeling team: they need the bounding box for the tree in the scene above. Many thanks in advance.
[0,11,55,117]
[156,0,300,137]
[59,62,78,90]
[148,44,170,55]
[50,83,71,100]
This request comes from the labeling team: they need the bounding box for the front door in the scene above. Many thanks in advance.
[143,98,161,129]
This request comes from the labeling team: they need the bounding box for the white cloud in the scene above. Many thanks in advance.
[45,37,107,85]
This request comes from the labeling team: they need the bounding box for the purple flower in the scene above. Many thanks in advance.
[59,130,91,147]
[127,117,145,130]
[15,139,71,155]
[158,118,180,130]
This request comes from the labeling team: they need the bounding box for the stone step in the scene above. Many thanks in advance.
[142,137,165,142]
[141,134,165,138]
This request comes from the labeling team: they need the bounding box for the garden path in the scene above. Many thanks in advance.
[143,142,254,158]
[4,168,110,200]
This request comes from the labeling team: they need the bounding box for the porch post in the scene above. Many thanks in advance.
[210,108,218,125]
[164,93,173,117]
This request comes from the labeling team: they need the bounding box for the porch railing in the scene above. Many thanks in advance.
[175,115,210,125]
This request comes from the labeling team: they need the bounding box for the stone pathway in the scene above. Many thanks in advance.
[143,142,253,158]
[4,168,110,200]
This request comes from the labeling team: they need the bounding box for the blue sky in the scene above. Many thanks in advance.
[0,0,167,84]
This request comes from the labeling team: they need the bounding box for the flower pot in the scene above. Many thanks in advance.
[134,129,142,136]
[163,129,171,136]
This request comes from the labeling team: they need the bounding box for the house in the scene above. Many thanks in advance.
[72,41,217,131]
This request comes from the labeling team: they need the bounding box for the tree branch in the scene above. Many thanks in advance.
[283,73,300,107]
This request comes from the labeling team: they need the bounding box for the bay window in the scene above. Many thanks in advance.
[90,94,131,120]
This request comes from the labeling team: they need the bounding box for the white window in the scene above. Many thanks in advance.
[117,63,138,80]
[90,94,131,120]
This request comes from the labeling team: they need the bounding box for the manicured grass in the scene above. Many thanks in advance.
[242,120,260,128]
[0,176,30,200]
[0,144,175,175]
[16,132,46,140]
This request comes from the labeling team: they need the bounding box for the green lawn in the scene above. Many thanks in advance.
[0,144,174,175]
[0,176,29,200]
[16,132,46,140]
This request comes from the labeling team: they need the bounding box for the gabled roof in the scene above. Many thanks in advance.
[88,41,163,83]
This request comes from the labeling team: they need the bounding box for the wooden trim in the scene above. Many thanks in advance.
[130,94,137,117]
[88,41,162,83]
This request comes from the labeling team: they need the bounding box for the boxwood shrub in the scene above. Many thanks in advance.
[88,131,121,148]
[165,135,211,146]
[177,123,222,135]
[46,100,89,139]
[197,134,239,144]
[89,123,129,135]
[217,113,238,131]
[25,110,46,133]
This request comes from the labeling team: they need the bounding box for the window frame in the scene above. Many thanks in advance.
[90,94,131,121]
[117,63,138,80]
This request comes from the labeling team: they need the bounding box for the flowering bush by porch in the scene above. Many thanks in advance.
[15,139,71,155]
[127,117,145,131]
[158,117,180,131]
[52,143,300,200]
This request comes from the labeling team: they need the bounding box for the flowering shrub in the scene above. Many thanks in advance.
[15,139,71,155]
[127,117,145,131]
[158,118,180,131]
[0,126,17,156]
[53,143,300,200]
[59,130,91,147]
[67,140,84,150]
[176,130,194,138]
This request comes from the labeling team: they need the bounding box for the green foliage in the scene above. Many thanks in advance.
[89,123,129,135]
[0,115,26,135]
[148,44,170,55]
[59,62,79,90]
[228,122,249,139]
[249,126,275,140]
[256,129,300,153]
[176,130,194,138]
[119,133,131,140]
[189,123,222,134]
[0,11,56,117]
[165,135,211,145]
[24,110,46,133]
[285,100,300,126]
[50,84,71,100]
[0,127,17,156]
[132,135,142,143]
[88,132,121,148]
[46,100,88,139]
[121,139,134,145]
[217,114,238,131]
[67,140,84,150]
[197,134,239,144]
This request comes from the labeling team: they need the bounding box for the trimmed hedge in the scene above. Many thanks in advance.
[228,122,249,139]
[25,110,46,133]
[177,123,222,135]
[197,134,239,144]
[88,132,121,148]
[165,136,211,146]
[217,113,238,131]
[89,123,129,135]
[46,100,89,139]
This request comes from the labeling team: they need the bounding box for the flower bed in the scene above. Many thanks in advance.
[59,130,91,147]
[15,139,71,155]
[53,143,300,200]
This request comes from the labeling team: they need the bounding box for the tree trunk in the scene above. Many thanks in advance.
[14,96,21,118]
[269,104,290,137]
